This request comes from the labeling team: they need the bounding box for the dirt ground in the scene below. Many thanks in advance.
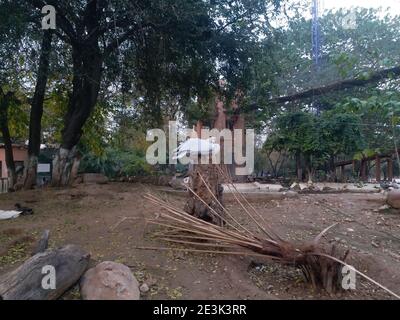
[1,182,399,300]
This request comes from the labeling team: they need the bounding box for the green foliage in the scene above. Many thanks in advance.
[79,147,153,178]
[320,111,364,156]
[79,121,153,178]
[335,92,400,158]
[265,109,364,170]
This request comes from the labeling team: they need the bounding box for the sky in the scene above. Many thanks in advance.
[323,0,400,14]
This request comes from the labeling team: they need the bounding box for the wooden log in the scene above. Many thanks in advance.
[0,244,90,300]
[31,230,50,256]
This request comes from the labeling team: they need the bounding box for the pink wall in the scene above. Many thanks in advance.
[0,147,28,178]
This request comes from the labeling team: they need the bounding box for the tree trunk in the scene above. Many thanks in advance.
[307,167,314,184]
[24,30,53,189]
[0,244,90,300]
[0,90,16,188]
[329,155,336,182]
[229,101,247,182]
[69,152,81,186]
[52,41,102,187]
[295,152,302,182]
[184,159,224,226]
[52,147,78,187]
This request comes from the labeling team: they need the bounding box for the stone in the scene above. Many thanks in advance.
[371,241,380,248]
[139,283,149,293]
[283,191,298,198]
[299,183,309,191]
[386,190,400,209]
[80,261,140,300]
[290,182,300,191]
[378,204,390,211]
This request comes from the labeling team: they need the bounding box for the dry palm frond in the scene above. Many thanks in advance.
[142,172,400,299]
[144,193,344,292]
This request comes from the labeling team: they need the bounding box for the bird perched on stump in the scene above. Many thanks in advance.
[172,137,220,160]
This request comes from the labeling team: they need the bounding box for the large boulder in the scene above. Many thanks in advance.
[386,190,400,209]
[80,261,140,300]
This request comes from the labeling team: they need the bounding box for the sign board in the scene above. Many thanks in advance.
[37,163,51,173]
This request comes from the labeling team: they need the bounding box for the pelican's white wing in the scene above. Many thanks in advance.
[172,138,220,160]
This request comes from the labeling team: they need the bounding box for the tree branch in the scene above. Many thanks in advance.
[272,66,400,104]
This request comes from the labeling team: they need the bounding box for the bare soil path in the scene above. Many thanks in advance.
[1,183,399,299]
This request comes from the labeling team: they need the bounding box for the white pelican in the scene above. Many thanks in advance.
[172,137,220,160]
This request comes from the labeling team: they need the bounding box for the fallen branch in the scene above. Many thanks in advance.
[141,178,400,298]
[0,244,90,300]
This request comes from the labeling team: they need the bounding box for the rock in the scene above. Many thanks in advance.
[80,261,140,300]
[283,191,298,198]
[299,183,309,191]
[386,190,400,209]
[371,241,380,248]
[378,204,390,212]
[82,173,108,184]
[139,283,149,293]
[290,182,300,191]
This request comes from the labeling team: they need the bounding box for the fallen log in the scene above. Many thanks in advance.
[31,229,50,256]
[0,244,90,300]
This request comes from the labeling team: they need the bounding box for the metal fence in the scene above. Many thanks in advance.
[0,178,9,194]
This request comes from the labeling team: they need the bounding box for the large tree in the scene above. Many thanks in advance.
[23,30,53,189]
[23,0,285,186]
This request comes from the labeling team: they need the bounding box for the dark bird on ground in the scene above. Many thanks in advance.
[14,203,34,215]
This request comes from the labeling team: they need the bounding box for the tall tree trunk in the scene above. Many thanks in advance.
[0,90,16,188]
[52,42,102,187]
[295,152,302,182]
[24,30,53,189]
[229,94,247,182]
[329,155,336,182]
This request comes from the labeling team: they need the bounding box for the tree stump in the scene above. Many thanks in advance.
[184,162,224,226]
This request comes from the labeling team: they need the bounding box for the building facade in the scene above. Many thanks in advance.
[0,144,28,178]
